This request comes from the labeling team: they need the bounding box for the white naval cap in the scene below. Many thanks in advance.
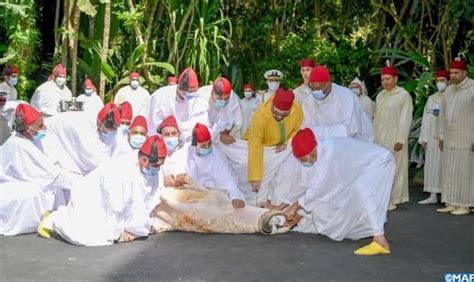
[264,69,283,80]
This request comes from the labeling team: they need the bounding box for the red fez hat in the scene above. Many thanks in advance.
[273,88,295,111]
[244,83,253,90]
[436,70,450,79]
[140,135,167,162]
[167,76,177,85]
[192,123,211,145]
[3,64,18,76]
[309,66,331,83]
[213,77,232,96]
[15,104,41,126]
[118,102,133,121]
[51,64,66,79]
[449,60,467,71]
[158,115,179,133]
[129,72,140,80]
[83,78,97,91]
[292,128,317,158]
[130,115,148,131]
[381,66,398,76]
[300,59,315,68]
[178,68,199,90]
[98,102,121,128]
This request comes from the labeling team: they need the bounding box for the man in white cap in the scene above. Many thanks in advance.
[141,67,209,142]
[30,64,72,117]
[437,60,474,215]
[38,135,167,246]
[284,128,395,256]
[0,104,78,235]
[293,59,315,106]
[417,70,449,204]
[114,71,150,116]
[349,77,375,120]
[252,69,284,112]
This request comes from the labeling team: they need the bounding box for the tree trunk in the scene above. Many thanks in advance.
[99,1,111,100]
[61,0,69,68]
[71,4,81,97]
[53,0,61,56]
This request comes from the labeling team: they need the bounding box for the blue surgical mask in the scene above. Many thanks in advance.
[32,129,47,142]
[142,166,159,176]
[215,99,229,109]
[311,90,326,100]
[164,137,179,152]
[301,161,314,168]
[100,130,117,143]
[130,134,146,149]
[9,77,18,87]
[184,91,196,101]
[120,125,130,134]
[197,146,212,157]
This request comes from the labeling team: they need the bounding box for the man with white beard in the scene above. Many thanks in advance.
[141,68,209,141]
[417,70,449,204]
[38,135,167,246]
[0,104,78,235]
[114,72,150,116]
[283,128,395,256]
[293,59,315,106]
[30,64,72,117]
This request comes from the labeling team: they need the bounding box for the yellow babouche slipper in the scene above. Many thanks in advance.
[37,211,52,238]
[354,241,391,256]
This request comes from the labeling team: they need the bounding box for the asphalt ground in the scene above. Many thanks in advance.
[0,182,472,281]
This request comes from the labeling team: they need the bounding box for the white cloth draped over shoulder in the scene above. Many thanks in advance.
[293,137,395,241]
[186,145,245,201]
[0,133,79,235]
[302,83,373,142]
[162,143,190,178]
[45,111,119,175]
[43,154,159,246]
[140,85,209,141]
[218,139,291,204]
[30,80,72,117]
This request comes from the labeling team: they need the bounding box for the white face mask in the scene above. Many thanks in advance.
[267,81,280,91]
[311,89,326,100]
[55,77,66,88]
[351,88,361,96]
[244,91,253,99]
[85,89,93,95]
[130,80,140,89]
[436,82,447,92]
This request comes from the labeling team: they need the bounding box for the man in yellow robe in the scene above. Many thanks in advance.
[373,66,413,211]
[244,88,303,193]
